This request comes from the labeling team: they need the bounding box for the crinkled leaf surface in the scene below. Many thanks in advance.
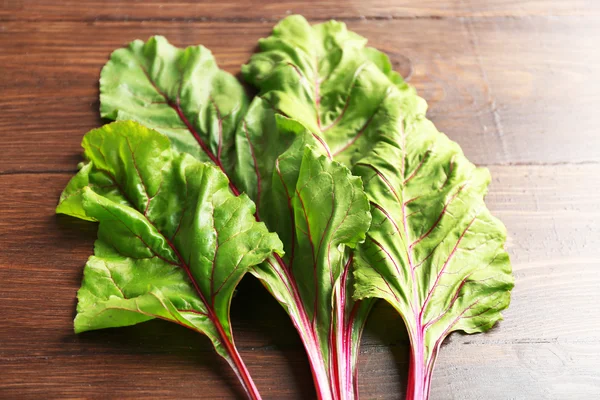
[243,15,514,400]
[100,35,248,187]
[57,121,282,394]
[242,15,402,167]
[234,99,372,399]
[99,34,374,400]
[351,85,513,398]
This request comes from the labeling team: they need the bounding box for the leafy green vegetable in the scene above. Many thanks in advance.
[99,35,374,400]
[242,15,399,168]
[352,106,514,398]
[241,17,402,397]
[93,22,513,399]
[57,121,282,399]
[100,35,248,194]
[234,100,372,399]
[243,15,514,400]
[239,15,398,397]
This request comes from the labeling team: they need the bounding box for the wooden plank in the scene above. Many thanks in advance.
[358,338,600,399]
[430,341,600,399]
[1,0,599,21]
[466,17,600,166]
[0,348,313,399]
[2,17,599,174]
[1,164,598,398]
[349,16,600,165]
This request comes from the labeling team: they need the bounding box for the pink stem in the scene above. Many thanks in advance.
[303,336,334,400]
[211,320,261,400]
[277,276,358,400]
[405,325,436,400]
[327,264,363,400]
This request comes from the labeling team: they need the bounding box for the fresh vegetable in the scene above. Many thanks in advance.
[99,35,249,195]
[59,15,514,400]
[242,15,514,400]
[242,15,402,167]
[99,35,374,400]
[352,107,514,399]
[240,15,408,397]
[238,15,410,397]
[57,121,283,400]
[234,102,372,400]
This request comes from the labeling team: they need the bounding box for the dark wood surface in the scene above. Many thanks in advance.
[1,1,599,399]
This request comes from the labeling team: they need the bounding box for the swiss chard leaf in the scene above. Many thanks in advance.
[96,25,514,400]
[100,35,248,193]
[351,89,513,399]
[233,100,372,399]
[242,15,403,167]
[243,15,514,400]
[241,16,398,398]
[57,121,283,399]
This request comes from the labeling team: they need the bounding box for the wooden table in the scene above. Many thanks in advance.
[1,1,599,398]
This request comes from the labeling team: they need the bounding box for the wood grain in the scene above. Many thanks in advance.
[2,16,599,175]
[1,164,598,398]
[1,1,599,399]
[2,0,599,21]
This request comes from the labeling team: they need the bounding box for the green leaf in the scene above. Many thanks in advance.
[233,99,372,398]
[57,121,282,398]
[242,15,414,168]
[272,136,371,343]
[100,35,248,182]
[240,16,405,397]
[351,90,513,397]
[243,15,514,399]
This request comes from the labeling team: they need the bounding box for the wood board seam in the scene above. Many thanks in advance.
[0,14,598,24]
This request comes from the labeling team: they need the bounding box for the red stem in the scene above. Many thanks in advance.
[137,62,240,196]
[405,324,435,400]
[170,99,240,196]
[278,262,365,400]
[163,221,262,399]
[214,320,262,400]
[302,332,334,400]
[270,254,333,400]
[328,257,361,400]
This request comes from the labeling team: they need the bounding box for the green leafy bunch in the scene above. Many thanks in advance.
[58,15,513,400]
